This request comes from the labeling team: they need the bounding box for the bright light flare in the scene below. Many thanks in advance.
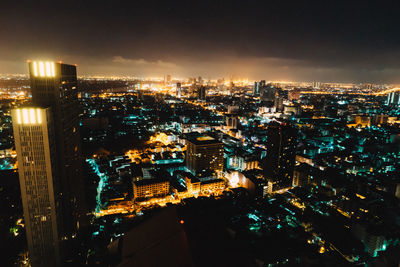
[31,61,56,77]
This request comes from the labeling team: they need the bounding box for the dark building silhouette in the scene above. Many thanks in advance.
[263,121,297,192]
[261,83,277,103]
[108,207,193,267]
[197,86,206,100]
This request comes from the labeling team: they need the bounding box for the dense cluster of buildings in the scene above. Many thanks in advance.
[1,62,400,266]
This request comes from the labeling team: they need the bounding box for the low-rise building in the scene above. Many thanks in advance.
[133,178,170,201]
[200,179,225,194]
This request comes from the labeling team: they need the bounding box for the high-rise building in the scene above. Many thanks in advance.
[185,133,224,176]
[253,81,260,96]
[176,82,182,98]
[263,121,297,191]
[312,81,321,89]
[12,107,60,266]
[197,86,206,100]
[387,91,400,106]
[14,61,85,265]
[261,83,277,103]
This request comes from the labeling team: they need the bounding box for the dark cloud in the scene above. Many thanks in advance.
[1,0,400,82]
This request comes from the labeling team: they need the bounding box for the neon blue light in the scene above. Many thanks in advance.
[247,213,261,222]
[87,159,109,213]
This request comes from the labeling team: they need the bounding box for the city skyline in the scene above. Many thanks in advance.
[2,1,400,266]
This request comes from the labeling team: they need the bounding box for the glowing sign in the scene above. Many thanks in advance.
[15,108,44,125]
[31,61,56,77]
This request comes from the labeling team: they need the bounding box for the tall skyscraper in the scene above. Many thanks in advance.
[253,81,260,96]
[197,86,206,100]
[387,91,400,106]
[263,121,297,192]
[13,61,85,266]
[176,82,182,98]
[12,107,60,266]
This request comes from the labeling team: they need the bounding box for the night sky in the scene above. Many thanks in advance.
[1,0,400,82]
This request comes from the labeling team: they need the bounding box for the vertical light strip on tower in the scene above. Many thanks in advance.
[29,108,36,124]
[51,62,55,76]
[33,62,38,77]
[37,109,42,123]
[16,109,22,124]
[39,62,45,77]
[22,109,29,124]
[46,62,51,77]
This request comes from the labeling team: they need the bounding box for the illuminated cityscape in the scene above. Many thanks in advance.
[2,1,400,267]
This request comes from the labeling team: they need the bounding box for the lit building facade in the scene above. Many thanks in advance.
[185,133,224,176]
[12,107,60,266]
[386,91,400,106]
[253,81,260,96]
[15,61,85,265]
[185,176,201,195]
[133,179,170,201]
[200,179,225,194]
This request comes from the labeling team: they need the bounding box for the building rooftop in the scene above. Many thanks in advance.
[185,132,223,145]
[201,178,224,185]
[133,177,169,186]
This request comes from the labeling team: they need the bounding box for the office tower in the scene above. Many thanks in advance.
[274,88,284,112]
[24,61,84,264]
[260,80,266,87]
[274,96,284,112]
[263,121,297,191]
[185,133,224,176]
[166,74,171,83]
[313,81,321,89]
[261,83,277,103]
[387,91,400,106]
[12,107,60,267]
[253,81,260,96]
[197,86,206,100]
[176,82,182,98]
